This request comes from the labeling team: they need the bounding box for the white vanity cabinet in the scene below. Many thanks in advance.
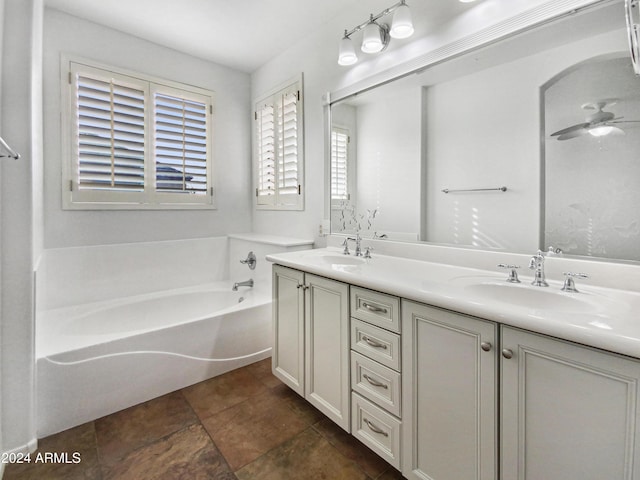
[501,326,640,480]
[401,300,498,480]
[272,265,351,431]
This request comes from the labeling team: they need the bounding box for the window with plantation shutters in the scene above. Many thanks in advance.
[64,60,214,209]
[331,127,349,202]
[254,79,304,210]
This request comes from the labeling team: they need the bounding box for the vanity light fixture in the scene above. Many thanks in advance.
[338,0,414,66]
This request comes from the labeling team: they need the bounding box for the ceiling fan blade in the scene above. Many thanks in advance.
[550,122,589,137]
[557,128,589,141]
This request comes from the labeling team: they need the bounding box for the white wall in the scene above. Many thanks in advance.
[1,0,41,455]
[356,88,421,239]
[43,8,253,248]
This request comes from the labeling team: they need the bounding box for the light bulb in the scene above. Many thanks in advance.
[338,34,358,65]
[390,2,414,39]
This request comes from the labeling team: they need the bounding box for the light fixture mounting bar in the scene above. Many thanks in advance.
[343,1,404,38]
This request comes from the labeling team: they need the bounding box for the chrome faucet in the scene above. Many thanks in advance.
[528,250,549,287]
[232,279,254,291]
[343,233,363,256]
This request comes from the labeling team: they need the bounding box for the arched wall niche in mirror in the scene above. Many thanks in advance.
[328,0,640,264]
[544,55,640,262]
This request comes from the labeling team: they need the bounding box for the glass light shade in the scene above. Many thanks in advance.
[361,22,384,53]
[589,125,614,137]
[338,36,358,65]
[390,3,414,39]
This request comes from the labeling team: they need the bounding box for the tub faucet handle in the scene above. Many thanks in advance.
[240,251,257,270]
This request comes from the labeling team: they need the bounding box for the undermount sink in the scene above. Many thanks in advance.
[317,255,366,266]
[464,282,603,314]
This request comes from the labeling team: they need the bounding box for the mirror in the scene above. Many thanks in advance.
[329,1,640,263]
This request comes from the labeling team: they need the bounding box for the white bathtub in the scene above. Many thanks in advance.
[36,282,272,437]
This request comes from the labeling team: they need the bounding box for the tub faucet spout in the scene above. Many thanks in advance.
[232,279,254,291]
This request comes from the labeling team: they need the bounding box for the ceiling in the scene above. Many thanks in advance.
[44,0,477,73]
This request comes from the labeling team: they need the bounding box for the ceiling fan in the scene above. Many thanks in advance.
[550,99,640,140]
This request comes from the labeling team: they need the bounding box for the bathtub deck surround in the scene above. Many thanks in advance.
[5,358,403,480]
[267,244,640,479]
[35,234,312,438]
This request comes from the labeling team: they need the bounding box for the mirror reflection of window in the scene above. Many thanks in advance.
[331,127,350,203]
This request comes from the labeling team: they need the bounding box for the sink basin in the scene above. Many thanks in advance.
[317,255,365,266]
[464,282,602,313]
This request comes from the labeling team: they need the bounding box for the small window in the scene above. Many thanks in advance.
[254,77,304,210]
[63,59,214,209]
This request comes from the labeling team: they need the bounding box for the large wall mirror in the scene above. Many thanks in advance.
[329,0,640,263]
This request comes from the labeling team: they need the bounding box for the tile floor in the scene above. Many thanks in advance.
[4,358,404,479]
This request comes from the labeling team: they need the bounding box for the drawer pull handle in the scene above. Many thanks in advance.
[363,374,388,389]
[362,302,388,314]
[363,418,389,437]
[362,336,388,349]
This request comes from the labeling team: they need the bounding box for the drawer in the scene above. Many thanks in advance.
[350,287,400,333]
[352,392,402,469]
[351,351,401,417]
[351,319,401,371]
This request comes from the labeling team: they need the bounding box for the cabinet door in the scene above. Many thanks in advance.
[272,265,305,396]
[305,273,350,431]
[501,326,640,480]
[402,300,497,480]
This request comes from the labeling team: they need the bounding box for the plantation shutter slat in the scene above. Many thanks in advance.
[154,92,209,195]
[75,73,146,192]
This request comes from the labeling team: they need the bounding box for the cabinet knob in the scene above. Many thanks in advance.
[481,342,492,352]
[502,348,514,359]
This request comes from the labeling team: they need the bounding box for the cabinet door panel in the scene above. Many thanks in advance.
[305,274,350,431]
[501,326,640,480]
[402,300,497,480]
[272,265,305,395]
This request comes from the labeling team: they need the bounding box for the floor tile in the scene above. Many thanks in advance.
[235,427,370,480]
[4,422,101,480]
[270,382,326,426]
[101,424,235,480]
[95,390,198,466]
[376,467,405,479]
[314,417,391,478]
[244,357,282,389]
[182,366,269,420]
[202,388,311,470]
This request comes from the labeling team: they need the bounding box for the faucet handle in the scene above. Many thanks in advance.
[364,246,374,259]
[342,237,355,255]
[498,264,521,283]
[561,272,589,293]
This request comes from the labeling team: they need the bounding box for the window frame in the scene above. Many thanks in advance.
[61,55,215,210]
[253,74,304,211]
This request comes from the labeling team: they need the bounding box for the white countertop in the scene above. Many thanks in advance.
[267,247,640,359]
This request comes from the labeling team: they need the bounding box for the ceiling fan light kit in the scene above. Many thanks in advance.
[550,99,639,141]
